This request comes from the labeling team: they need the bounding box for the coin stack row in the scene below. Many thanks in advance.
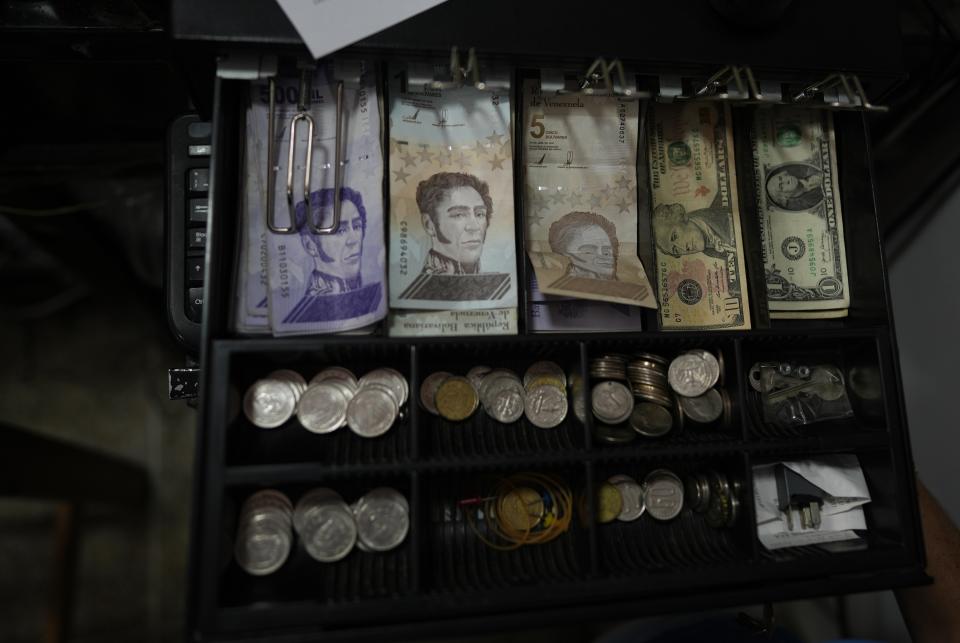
[685,470,742,529]
[595,469,684,522]
[668,350,732,428]
[420,361,569,428]
[243,367,408,438]
[234,487,410,576]
[589,353,677,444]
[593,469,743,528]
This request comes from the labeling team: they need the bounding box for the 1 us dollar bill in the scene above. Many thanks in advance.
[646,102,751,330]
[751,107,850,317]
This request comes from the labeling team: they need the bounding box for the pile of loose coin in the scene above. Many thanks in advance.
[234,486,410,575]
[420,361,569,428]
[589,349,732,445]
[243,367,408,438]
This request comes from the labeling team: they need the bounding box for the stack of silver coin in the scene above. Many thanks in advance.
[419,361,568,429]
[590,352,675,440]
[244,367,408,438]
[234,490,294,576]
[685,470,741,528]
[667,350,732,429]
[589,354,628,381]
[293,487,409,562]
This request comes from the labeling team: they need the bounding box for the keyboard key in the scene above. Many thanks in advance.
[189,229,207,249]
[187,257,204,284]
[188,168,209,192]
[189,198,209,223]
[187,287,204,323]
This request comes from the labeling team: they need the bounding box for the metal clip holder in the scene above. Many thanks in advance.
[407,47,509,92]
[543,58,637,97]
[792,72,889,112]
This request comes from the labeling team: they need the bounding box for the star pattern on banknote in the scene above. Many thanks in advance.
[615,174,631,190]
[526,209,544,227]
[392,167,411,183]
[550,190,567,205]
[437,146,454,167]
[417,144,435,164]
[600,183,613,199]
[614,197,630,213]
[454,151,471,170]
[568,191,585,207]
[474,139,488,159]
[488,154,505,170]
[401,151,418,168]
[589,193,604,208]
[389,138,403,155]
[486,131,504,147]
[532,192,550,213]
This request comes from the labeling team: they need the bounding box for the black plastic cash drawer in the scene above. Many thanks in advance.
[185,6,926,640]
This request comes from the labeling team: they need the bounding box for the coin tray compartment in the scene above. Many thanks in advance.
[219,475,416,610]
[748,448,915,583]
[421,466,590,594]
[740,332,888,440]
[591,458,753,579]
[583,337,744,446]
[418,340,586,459]
[224,342,415,466]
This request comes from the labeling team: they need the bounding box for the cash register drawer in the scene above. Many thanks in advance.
[183,4,926,640]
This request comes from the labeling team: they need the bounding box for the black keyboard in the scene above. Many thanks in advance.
[166,114,212,353]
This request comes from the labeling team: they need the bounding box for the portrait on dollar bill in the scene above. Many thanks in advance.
[281,187,384,324]
[765,163,825,211]
[652,202,736,260]
[547,211,619,281]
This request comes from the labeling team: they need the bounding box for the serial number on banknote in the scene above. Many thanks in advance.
[398,220,409,277]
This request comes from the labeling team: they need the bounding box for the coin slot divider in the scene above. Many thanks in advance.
[583,460,600,576]
[579,341,595,451]
[409,344,421,461]
[420,464,592,596]
[416,339,586,459]
[584,337,742,449]
[590,455,753,579]
[740,330,889,442]
[733,338,751,442]
[219,474,416,612]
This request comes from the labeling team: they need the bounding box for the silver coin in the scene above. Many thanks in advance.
[466,365,493,391]
[348,501,371,553]
[591,381,634,424]
[299,502,357,563]
[267,369,308,397]
[523,360,566,389]
[684,474,711,513]
[608,475,645,521]
[296,383,349,434]
[234,515,292,575]
[242,489,293,515]
[643,469,684,521]
[362,381,402,407]
[667,353,712,398]
[524,384,568,428]
[684,350,720,389]
[359,368,408,407]
[310,367,359,391]
[479,369,520,400]
[293,488,344,535]
[346,386,398,438]
[678,388,723,424]
[241,494,293,527]
[243,379,297,429]
[354,487,410,552]
[629,402,674,437]
[419,371,452,416]
[485,379,525,423]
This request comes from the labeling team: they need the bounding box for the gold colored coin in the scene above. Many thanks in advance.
[499,486,544,531]
[435,376,478,421]
[525,375,565,393]
[596,483,623,523]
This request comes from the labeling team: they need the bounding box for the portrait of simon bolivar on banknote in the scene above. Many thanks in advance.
[280,186,384,325]
[398,170,511,301]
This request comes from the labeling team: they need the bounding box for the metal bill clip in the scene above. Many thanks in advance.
[555,57,634,97]
[694,65,763,102]
[792,72,889,112]
[308,79,346,235]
